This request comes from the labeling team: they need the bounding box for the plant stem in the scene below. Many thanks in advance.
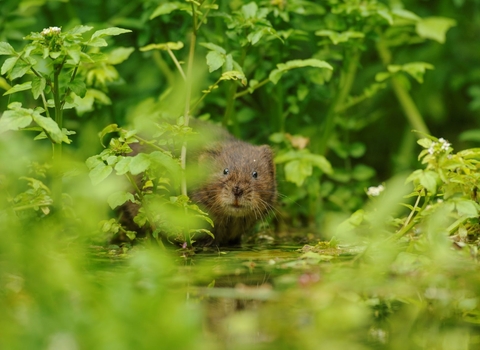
[180,4,198,247]
[234,77,270,99]
[223,81,238,134]
[317,47,360,155]
[167,47,186,81]
[52,64,64,208]
[376,38,430,136]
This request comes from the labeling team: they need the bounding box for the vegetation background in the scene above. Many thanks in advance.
[1,0,480,349]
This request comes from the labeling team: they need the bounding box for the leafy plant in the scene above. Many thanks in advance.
[0,25,131,208]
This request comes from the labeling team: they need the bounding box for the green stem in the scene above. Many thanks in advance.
[196,0,216,32]
[52,64,64,208]
[317,48,360,155]
[190,77,222,114]
[223,81,238,134]
[234,77,270,99]
[167,47,186,81]
[180,6,198,248]
[376,38,430,136]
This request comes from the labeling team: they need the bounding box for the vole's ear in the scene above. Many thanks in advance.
[259,145,274,157]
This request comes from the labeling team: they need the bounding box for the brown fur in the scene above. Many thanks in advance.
[191,140,276,246]
[117,125,277,247]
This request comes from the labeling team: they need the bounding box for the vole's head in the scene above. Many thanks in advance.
[195,141,276,218]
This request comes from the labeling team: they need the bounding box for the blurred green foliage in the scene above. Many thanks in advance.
[1,0,480,349]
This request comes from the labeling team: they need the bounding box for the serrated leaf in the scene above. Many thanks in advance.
[284,159,312,187]
[199,42,226,54]
[31,76,46,99]
[114,156,132,175]
[68,78,87,97]
[416,17,456,44]
[108,191,135,209]
[129,153,151,175]
[31,112,65,144]
[0,109,32,132]
[89,163,113,185]
[91,27,131,40]
[0,42,16,55]
[3,81,32,96]
[269,59,333,84]
[1,56,18,75]
[9,59,31,79]
[206,51,225,72]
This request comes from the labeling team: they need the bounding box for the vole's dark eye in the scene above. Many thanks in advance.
[252,171,258,179]
[223,168,229,175]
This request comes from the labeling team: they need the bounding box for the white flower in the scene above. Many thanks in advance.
[438,137,451,151]
[367,184,385,197]
[41,26,61,36]
[428,142,436,155]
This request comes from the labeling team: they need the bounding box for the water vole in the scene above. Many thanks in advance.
[191,139,276,246]
[118,126,276,247]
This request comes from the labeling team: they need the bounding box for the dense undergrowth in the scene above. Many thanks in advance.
[1,0,480,349]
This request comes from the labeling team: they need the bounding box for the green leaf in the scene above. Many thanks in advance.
[416,17,456,44]
[401,62,434,84]
[107,191,135,210]
[31,111,65,144]
[199,43,226,54]
[67,48,81,64]
[242,2,258,19]
[150,2,183,19]
[0,109,32,133]
[69,25,94,35]
[68,78,87,97]
[303,153,332,174]
[150,151,181,176]
[269,59,333,85]
[206,51,225,73]
[455,200,479,218]
[91,27,132,40]
[3,81,32,96]
[0,42,16,55]
[87,37,108,47]
[129,153,151,175]
[107,47,134,65]
[315,30,364,45]
[284,159,312,187]
[392,8,421,22]
[89,163,113,185]
[98,123,120,147]
[419,170,439,194]
[114,156,132,175]
[140,42,184,51]
[219,71,247,85]
[9,59,31,80]
[31,76,46,100]
[1,56,18,75]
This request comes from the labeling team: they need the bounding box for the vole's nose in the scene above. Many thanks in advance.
[233,185,243,197]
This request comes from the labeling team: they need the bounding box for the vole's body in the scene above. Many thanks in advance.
[119,125,276,247]
[191,139,276,246]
